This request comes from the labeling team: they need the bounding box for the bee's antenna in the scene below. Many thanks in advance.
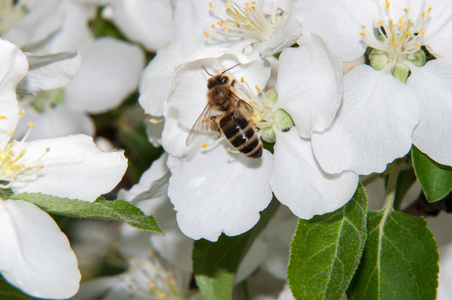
[221,63,240,74]
[201,66,214,77]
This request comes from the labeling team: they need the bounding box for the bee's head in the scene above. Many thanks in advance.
[207,74,233,89]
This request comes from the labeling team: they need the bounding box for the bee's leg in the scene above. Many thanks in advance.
[210,116,222,137]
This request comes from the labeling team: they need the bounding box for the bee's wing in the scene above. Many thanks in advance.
[186,104,212,146]
[234,99,254,119]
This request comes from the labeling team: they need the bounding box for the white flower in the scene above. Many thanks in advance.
[138,0,302,117]
[162,35,358,241]
[298,0,452,174]
[102,0,176,52]
[3,1,145,140]
[75,253,198,300]
[0,38,128,298]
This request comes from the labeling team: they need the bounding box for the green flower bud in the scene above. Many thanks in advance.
[275,109,294,132]
[261,127,276,143]
[392,62,410,83]
[406,49,426,67]
[264,89,278,109]
[369,49,390,71]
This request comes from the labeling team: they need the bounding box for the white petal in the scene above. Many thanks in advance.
[111,0,175,52]
[312,65,419,175]
[409,58,452,166]
[13,103,94,141]
[275,33,343,137]
[168,144,273,241]
[295,0,377,61]
[260,8,302,58]
[138,30,205,116]
[271,128,358,219]
[0,39,28,139]
[65,37,145,114]
[10,134,127,202]
[2,0,61,48]
[0,200,80,298]
[17,51,81,94]
[422,0,452,58]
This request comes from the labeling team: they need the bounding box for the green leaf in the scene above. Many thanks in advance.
[347,209,439,299]
[193,199,280,300]
[412,146,452,202]
[0,276,38,300]
[287,184,368,300]
[10,193,162,234]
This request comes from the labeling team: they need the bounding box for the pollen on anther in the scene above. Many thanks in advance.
[376,20,384,26]
[0,115,6,119]
[415,42,421,49]
[211,24,216,29]
[204,31,211,37]
[227,147,232,152]
[149,119,159,124]
[209,1,213,9]
[255,85,262,93]
[240,76,244,83]
[404,8,408,12]
[28,122,35,128]
[201,143,208,148]
[36,165,44,169]
[226,2,231,9]
[420,27,425,36]
[359,32,366,37]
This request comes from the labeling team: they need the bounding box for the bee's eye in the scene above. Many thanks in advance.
[220,76,228,84]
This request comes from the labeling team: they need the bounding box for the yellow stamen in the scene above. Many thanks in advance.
[209,1,213,9]
[211,24,216,29]
[261,109,266,114]
[0,115,6,119]
[385,0,390,10]
[19,110,24,117]
[35,165,44,169]
[240,76,244,83]
[226,2,231,9]
[404,8,408,13]
[255,85,262,93]
[204,31,211,37]
[419,27,425,36]
[248,99,254,105]
[376,20,384,26]
[201,143,208,148]
[149,118,158,124]
[28,122,35,128]
[359,32,366,37]
[414,42,420,49]
[361,25,367,29]
[227,147,232,152]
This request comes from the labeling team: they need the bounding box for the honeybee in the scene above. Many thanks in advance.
[185,66,263,158]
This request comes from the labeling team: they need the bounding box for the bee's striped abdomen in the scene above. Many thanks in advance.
[219,111,262,158]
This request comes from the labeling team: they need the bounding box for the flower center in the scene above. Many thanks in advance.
[0,122,47,188]
[123,253,186,299]
[206,0,284,52]
[235,78,293,144]
[0,0,27,35]
[360,0,431,79]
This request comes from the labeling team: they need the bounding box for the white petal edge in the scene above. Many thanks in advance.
[275,33,343,138]
[17,51,81,94]
[10,134,127,202]
[271,128,358,219]
[0,39,28,140]
[409,58,452,166]
[168,144,273,241]
[311,65,419,175]
[65,37,145,114]
[0,200,80,298]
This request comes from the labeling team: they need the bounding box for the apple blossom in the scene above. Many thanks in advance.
[162,35,358,241]
[0,38,128,298]
[297,0,452,174]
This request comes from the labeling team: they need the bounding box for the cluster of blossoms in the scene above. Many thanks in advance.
[1,0,452,298]
[138,0,452,244]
